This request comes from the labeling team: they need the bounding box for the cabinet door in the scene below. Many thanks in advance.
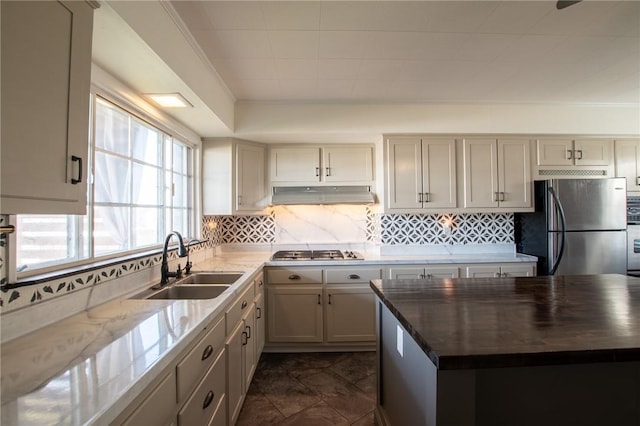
[536,139,573,166]
[266,286,323,342]
[386,137,423,209]
[242,304,257,391]
[325,285,376,342]
[615,139,640,192]
[1,1,93,214]
[255,291,265,355]
[270,147,321,182]
[323,146,373,183]
[422,139,457,208]
[465,265,501,278]
[226,321,244,425]
[463,138,499,208]
[498,139,531,209]
[236,144,266,212]
[574,139,612,166]
[500,264,535,277]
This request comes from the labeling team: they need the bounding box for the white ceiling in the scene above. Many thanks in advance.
[93,1,640,140]
[170,0,640,104]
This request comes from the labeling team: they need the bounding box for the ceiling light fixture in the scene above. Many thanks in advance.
[145,92,193,108]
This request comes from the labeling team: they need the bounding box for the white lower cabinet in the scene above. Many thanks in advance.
[119,371,177,426]
[465,264,536,278]
[267,285,324,342]
[112,271,265,426]
[325,285,376,342]
[265,266,381,347]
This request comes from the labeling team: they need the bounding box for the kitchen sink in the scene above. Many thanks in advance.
[178,272,244,285]
[140,284,231,300]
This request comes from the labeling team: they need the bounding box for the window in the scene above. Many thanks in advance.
[16,96,195,274]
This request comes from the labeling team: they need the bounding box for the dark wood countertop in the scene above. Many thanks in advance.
[370,274,640,370]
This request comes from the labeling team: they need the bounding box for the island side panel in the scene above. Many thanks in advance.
[376,299,436,425]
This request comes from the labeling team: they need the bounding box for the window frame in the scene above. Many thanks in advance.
[16,92,199,279]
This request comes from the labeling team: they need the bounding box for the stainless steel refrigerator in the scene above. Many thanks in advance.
[514,178,627,275]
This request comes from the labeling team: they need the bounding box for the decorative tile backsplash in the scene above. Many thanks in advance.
[204,208,513,246]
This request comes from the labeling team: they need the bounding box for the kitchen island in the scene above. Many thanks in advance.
[370,274,640,426]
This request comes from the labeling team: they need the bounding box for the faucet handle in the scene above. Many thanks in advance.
[185,260,193,275]
[176,264,183,279]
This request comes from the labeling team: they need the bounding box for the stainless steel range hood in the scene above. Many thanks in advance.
[270,186,376,205]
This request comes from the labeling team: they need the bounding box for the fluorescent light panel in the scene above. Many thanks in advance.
[146,92,192,108]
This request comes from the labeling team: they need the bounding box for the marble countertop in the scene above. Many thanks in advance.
[370,274,640,370]
[0,252,269,426]
[0,247,537,425]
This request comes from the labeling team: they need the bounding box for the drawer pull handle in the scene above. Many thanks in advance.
[203,390,214,410]
[288,274,301,280]
[567,149,573,160]
[348,274,360,279]
[242,331,248,346]
[245,325,251,338]
[256,307,262,319]
[315,167,320,177]
[241,300,248,309]
[325,167,331,176]
[201,345,214,361]
[71,155,83,184]
[317,294,321,305]
[328,294,332,304]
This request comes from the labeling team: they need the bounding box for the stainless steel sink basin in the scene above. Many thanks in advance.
[145,284,231,300]
[178,272,244,285]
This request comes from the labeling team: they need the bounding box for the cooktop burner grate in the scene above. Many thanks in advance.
[271,250,363,261]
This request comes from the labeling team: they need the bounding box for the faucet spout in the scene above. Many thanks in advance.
[160,231,188,285]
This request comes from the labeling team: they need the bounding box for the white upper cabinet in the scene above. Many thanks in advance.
[534,138,614,179]
[462,138,531,210]
[614,139,640,193]
[270,147,321,183]
[385,137,456,211]
[269,145,374,185]
[1,1,95,214]
[323,146,373,183]
[203,139,267,215]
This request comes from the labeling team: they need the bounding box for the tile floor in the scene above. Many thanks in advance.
[237,351,376,425]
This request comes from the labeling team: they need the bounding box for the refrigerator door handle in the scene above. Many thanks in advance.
[548,187,567,275]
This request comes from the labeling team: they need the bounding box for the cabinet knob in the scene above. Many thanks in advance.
[203,390,215,410]
[288,274,301,280]
[201,344,214,361]
[241,300,248,309]
[348,274,360,279]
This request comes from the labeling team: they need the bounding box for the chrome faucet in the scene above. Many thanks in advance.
[160,231,188,285]
[184,239,201,275]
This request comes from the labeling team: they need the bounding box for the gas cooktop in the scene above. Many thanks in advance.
[270,250,364,261]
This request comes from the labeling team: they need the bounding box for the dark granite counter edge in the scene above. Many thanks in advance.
[369,279,640,370]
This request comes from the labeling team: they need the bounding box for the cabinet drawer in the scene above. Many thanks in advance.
[176,316,225,403]
[267,267,323,284]
[226,284,255,334]
[121,370,176,426]
[178,349,226,426]
[325,268,382,284]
